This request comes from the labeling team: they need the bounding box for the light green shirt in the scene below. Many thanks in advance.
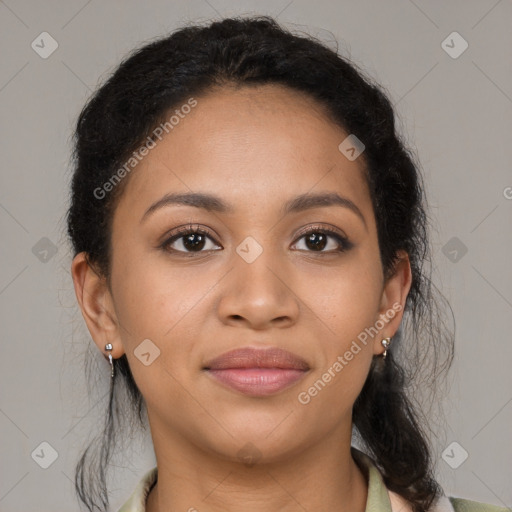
[117,448,508,512]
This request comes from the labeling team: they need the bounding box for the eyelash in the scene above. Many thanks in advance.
[160,223,353,256]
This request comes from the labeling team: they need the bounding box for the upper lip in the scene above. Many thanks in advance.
[204,347,310,371]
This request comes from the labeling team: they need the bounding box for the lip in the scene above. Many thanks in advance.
[203,347,310,397]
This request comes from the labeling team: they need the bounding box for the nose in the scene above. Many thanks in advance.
[216,248,300,330]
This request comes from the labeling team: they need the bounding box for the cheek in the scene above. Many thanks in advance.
[111,240,205,336]
[297,286,377,422]
[111,255,242,417]
[293,254,382,408]
[109,251,209,387]
[297,254,383,339]
[296,350,373,443]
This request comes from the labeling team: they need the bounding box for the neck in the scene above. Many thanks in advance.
[145,425,368,512]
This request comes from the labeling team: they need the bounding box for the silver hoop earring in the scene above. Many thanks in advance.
[381,337,391,359]
[105,343,114,378]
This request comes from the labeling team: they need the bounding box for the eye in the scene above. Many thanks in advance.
[160,224,222,254]
[291,224,353,253]
[160,223,352,256]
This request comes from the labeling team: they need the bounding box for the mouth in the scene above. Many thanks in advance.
[203,347,310,397]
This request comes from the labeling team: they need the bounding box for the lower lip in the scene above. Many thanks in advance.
[206,368,307,396]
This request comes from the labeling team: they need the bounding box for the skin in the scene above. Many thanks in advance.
[71,84,412,512]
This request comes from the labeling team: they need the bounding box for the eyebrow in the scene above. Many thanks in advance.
[140,191,367,229]
[282,192,367,229]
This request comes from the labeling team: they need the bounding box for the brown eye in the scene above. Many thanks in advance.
[303,232,328,251]
[178,232,208,251]
[161,226,222,254]
[292,226,353,253]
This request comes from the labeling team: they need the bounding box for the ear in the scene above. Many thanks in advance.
[372,250,412,356]
[70,252,125,360]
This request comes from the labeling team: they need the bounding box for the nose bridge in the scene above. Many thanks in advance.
[216,234,298,327]
[234,234,287,298]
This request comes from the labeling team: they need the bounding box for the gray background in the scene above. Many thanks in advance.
[0,0,511,510]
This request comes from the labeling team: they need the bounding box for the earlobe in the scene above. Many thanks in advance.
[70,252,125,359]
[374,251,412,355]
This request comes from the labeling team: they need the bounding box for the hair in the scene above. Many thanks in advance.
[65,15,454,512]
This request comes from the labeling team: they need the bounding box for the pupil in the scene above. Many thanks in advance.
[306,232,326,251]
[184,233,205,251]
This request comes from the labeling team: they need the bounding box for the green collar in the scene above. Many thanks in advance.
[352,447,394,512]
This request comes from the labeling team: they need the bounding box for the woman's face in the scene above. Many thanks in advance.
[75,84,410,463]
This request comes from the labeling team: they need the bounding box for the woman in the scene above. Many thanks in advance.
[66,15,507,512]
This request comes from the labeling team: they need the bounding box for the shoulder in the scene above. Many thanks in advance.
[350,448,508,512]
[117,466,158,512]
[448,496,510,512]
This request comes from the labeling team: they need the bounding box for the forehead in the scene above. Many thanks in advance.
[115,84,372,220]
